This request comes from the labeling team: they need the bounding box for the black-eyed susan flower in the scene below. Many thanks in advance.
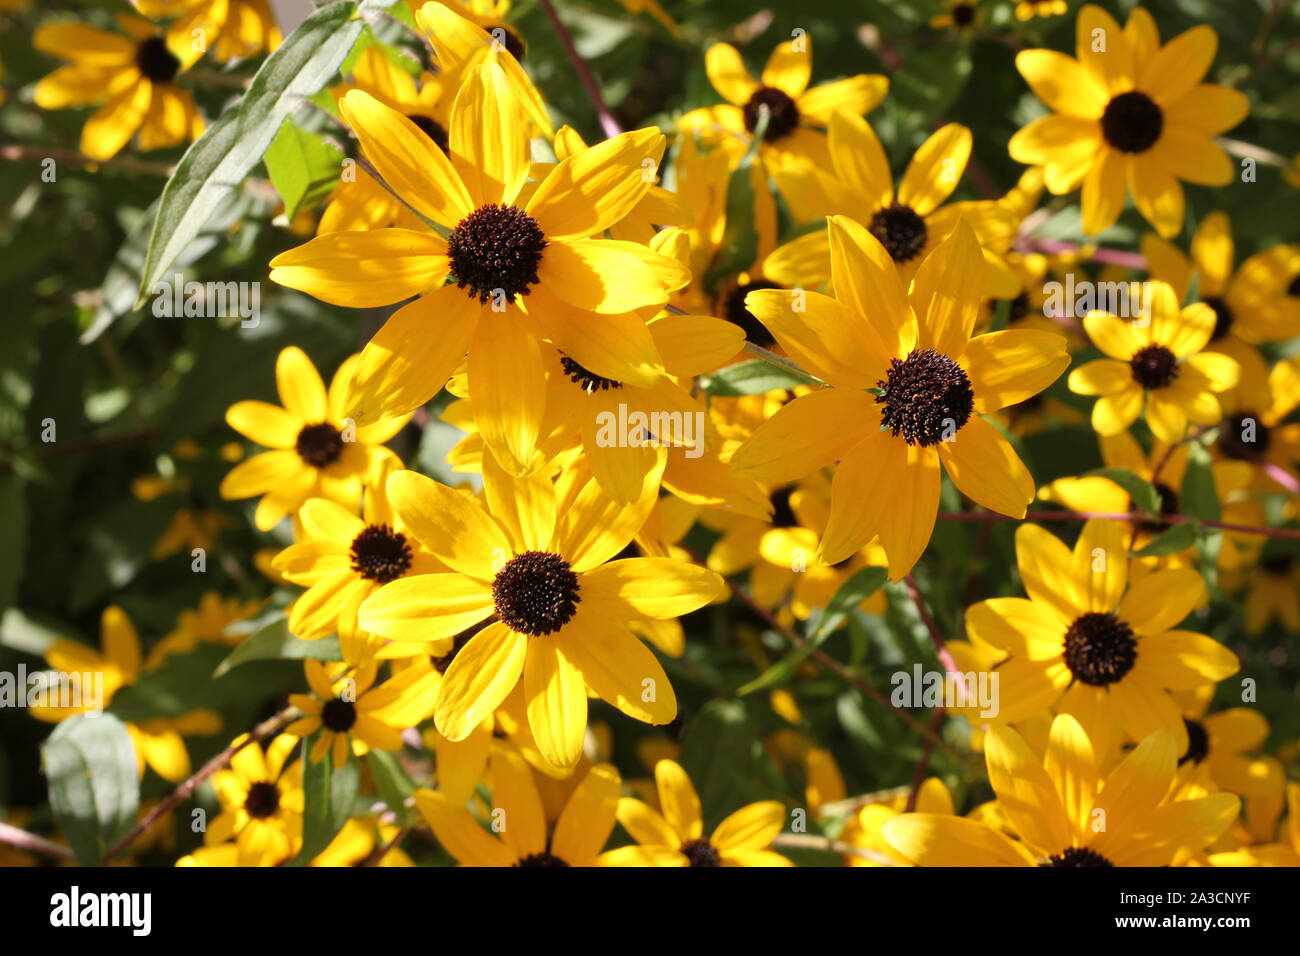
[1014,0,1068,20]
[273,478,448,653]
[930,0,984,32]
[840,778,955,867]
[206,734,303,866]
[145,591,263,669]
[317,44,453,236]
[1141,213,1300,359]
[678,35,888,220]
[1009,5,1247,237]
[356,458,724,768]
[1213,352,1300,488]
[33,12,204,160]
[128,710,222,783]
[137,0,281,62]
[882,715,1241,866]
[220,347,407,530]
[416,749,622,866]
[1068,280,1240,443]
[966,518,1239,753]
[761,115,1022,296]
[732,218,1070,578]
[1237,549,1300,635]
[270,65,678,474]
[603,759,792,866]
[1173,688,1285,801]
[284,658,436,768]
[311,818,415,867]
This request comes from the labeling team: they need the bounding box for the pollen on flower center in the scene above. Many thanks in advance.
[321,698,357,733]
[492,551,581,636]
[1129,344,1179,389]
[1062,611,1137,686]
[513,852,569,867]
[1179,717,1209,765]
[135,37,180,84]
[876,348,975,446]
[447,203,547,304]
[405,113,449,153]
[1041,847,1114,867]
[350,524,413,583]
[742,87,801,141]
[295,422,345,469]
[680,838,721,867]
[724,279,781,347]
[1218,412,1270,460]
[560,355,622,393]
[868,203,929,264]
[1203,296,1234,341]
[243,781,281,819]
[1100,90,1163,153]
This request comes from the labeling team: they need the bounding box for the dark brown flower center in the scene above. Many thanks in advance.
[1042,847,1113,867]
[243,781,281,819]
[1218,412,1270,459]
[1129,344,1179,389]
[868,203,929,264]
[1178,718,1209,765]
[723,280,781,347]
[349,524,413,583]
[1288,274,1300,297]
[513,851,569,867]
[769,487,798,528]
[431,623,486,674]
[560,355,622,392]
[406,113,449,153]
[1100,91,1163,153]
[492,551,581,636]
[743,86,801,142]
[1203,296,1234,341]
[876,348,974,446]
[1063,612,1137,687]
[681,838,721,867]
[952,3,976,26]
[1130,481,1179,532]
[295,422,345,468]
[322,697,357,733]
[492,24,526,62]
[135,37,180,84]
[447,203,547,304]
[1261,552,1294,576]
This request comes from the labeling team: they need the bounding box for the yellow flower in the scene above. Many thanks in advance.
[966,518,1239,754]
[883,715,1241,865]
[285,658,437,768]
[1173,688,1285,800]
[206,734,304,866]
[1009,4,1247,237]
[356,459,724,768]
[33,13,205,160]
[145,591,264,669]
[1014,0,1068,21]
[310,818,414,866]
[29,606,140,723]
[1212,351,1300,487]
[930,0,983,32]
[761,117,1022,296]
[127,710,222,782]
[1068,281,1240,443]
[270,64,678,474]
[415,749,622,866]
[604,759,792,866]
[732,218,1070,578]
[317,44,452,235]
[840,778,955,867]
[219,347,407,530]
[273,475,448,653]
[680,36,888,220]
[1241,551,1300,634]
[137,0,281,62]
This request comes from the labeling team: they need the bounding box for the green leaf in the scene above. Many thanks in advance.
[1181,443,1221,522]
[213,614,342,678]
[1087,467,1160,514]
[134,1,392,307]
[703,359,815,396]
[366,749,416,820]
[264,119,345,219]
[701,130,763,293]
[736,566,887,695]
[677,699,782,828]
[289,733,360,865]
[41,714,140,865]
[1133,522,1200,557]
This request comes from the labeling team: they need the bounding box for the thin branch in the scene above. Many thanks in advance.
[1014,236,1146,270]
[538,0,622,139]
[771,832,898,865]
[363,825,409,866]
[0,822,76,862]
[742,342,828,387]
[0,145,175,178]
[103,705,301,862]
[817,785,914,817]
[905,709,945,813]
